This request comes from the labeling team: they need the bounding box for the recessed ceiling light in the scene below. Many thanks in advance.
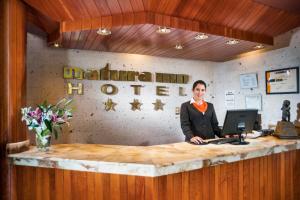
[226,39,239,45]
[254,44,264,49]
[53,42,60,48]
[156,26,171,34]
[97,28,111,36]
[175,44,183,50]
[195,33,208,40]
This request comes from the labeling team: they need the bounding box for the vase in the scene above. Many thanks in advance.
[35,134,52,151]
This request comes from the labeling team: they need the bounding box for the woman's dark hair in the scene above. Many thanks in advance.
[192,80,207,90]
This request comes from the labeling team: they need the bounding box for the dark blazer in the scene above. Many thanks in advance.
[180,101,221,141]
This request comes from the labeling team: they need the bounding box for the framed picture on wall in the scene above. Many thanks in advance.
[240,73,258,89]
[265,67,299,94]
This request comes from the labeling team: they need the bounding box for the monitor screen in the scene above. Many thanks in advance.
[222,109,258,136]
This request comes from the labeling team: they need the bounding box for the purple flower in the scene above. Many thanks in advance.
[51,114,58,123]
[28,111,34,117]
[29,108,42,124]
[21,98,73,139]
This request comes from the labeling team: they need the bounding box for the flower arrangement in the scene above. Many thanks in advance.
[21,98,73,150]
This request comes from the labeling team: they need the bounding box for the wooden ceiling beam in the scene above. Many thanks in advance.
[254,0,300,14]
[47,29,61,45]
[59,11,274,45]
[26,5,60,35]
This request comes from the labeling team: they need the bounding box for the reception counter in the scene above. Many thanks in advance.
[8,136,300,200]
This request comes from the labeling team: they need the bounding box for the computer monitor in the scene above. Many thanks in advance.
[222,109,258,145]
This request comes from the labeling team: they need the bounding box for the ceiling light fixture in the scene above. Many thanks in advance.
[156,26,171,34]
[53,42,60,48]
[195,33,208,40]
[226,39,239,45]
[97,28,111,36]
[254,44,264,49]
[175,44,183,50]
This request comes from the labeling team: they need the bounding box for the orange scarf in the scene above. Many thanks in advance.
[193,101,208,113]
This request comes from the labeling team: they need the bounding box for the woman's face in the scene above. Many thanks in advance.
[193,84,206,100]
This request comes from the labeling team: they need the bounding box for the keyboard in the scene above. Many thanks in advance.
[189,137,241,145]
[205,137,240,145]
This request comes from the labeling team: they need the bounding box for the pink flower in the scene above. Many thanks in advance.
[34,108,42,123]
[51,114,58,123]
[28,108,43,124]
[28,111,34,117]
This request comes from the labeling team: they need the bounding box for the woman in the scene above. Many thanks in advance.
[180,80,221,144]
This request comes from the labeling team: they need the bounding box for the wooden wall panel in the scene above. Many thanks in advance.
[6,0,27,143]
[0,0,8,187]
[12,150,300,200]
[0,0,27,200]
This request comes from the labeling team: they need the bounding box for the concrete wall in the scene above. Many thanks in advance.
[26,28,300,145]
[26,33,215,145]
[213,28,300,128]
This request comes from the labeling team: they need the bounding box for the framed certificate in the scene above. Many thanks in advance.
[240,73,258,89]
[265,67,299,94]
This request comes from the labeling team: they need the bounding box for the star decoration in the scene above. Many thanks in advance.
[152,99,165,111]
[130,99,142,111]
[103,98,117,111]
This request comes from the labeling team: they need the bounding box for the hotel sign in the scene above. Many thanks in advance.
[63,63,189,113]
[63,63,189,84]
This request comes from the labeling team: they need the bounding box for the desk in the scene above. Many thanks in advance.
[8,136,300,199]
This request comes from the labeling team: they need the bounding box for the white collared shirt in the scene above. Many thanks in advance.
[190,98,204,105]
[190,98,205,114]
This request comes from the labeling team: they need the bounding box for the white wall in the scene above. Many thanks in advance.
[26,33,215,145]
[213,28,300,128]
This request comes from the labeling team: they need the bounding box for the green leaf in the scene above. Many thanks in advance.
[58,109,64,116]
[64,98,73,107]
[46,104,54,112]
[53,126,58,139]
[42,100,47,107]
[33,123,39,127]
[37,105,43,112]
[55,98,66,107]
[41,128,50,137]
[44,119,52,132]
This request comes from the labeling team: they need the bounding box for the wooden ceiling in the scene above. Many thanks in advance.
[23,0,300,61]
[254,0,300,14]
[61,24,271,61]
[26,6,59,35]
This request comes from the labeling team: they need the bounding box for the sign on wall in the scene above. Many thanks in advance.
[63,63,189,84]
[63,63,190,113]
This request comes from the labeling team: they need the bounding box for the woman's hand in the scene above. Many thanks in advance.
[190,136,204,144]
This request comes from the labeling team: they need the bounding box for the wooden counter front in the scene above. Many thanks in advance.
[12,150,300,200]
[8,136,300,199]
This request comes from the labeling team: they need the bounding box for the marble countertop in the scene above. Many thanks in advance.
[8,136,300,177]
